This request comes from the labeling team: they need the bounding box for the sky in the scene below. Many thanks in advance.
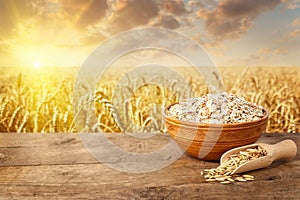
[0,0,299,67]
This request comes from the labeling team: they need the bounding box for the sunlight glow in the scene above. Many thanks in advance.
[33,62,42,69]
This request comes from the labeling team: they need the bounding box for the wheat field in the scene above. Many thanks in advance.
[0,66,299,133]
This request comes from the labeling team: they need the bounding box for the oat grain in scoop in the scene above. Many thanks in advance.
[166,92,265,124]
[202,146,267,184]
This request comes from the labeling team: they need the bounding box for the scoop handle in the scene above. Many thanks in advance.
[271,139,297,161]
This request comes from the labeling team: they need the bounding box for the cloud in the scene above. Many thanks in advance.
[219,0,281,17]
[0,0,109,61]
[192,33,224,48]
[55,31,107,48]
[57,0,108,30]
[289,18,300,27]
[0,0,42,37]
[258,47,288,54]
[163,0,188,15]
[194,0,218,9]
[108,0,159,34]
[188,0,203,7]
[0,41,11,55]
[0,1,15,37]
[230,46,289,66]
[258,47,273,53]
[80,32,107,46]
[106,0,194,34]
[60,0,91,13]
[113,0,130,11]
[0,0,107,36]
[282,0,300,9]
[150,15,180,29]
[197,0,282,40]
[287,29,300,37]
[76,0,108,30]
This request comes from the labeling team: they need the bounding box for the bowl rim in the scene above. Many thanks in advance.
[164,102,269,128]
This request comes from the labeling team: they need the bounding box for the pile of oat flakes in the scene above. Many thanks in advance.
[166,92,265,124]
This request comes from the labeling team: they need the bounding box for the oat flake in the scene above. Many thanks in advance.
[166,92,265,124]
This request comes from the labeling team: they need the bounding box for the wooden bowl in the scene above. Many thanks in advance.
[164,103,269,161]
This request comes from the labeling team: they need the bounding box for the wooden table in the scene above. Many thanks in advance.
[0,133,299,199]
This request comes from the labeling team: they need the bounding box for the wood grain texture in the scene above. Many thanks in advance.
[0,133,299,199]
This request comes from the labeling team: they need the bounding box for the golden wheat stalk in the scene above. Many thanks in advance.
[0,67,299,133]
[8,105,24,132]
[0,100,9,118]
[94,90,123,132]
[17,112,29,133]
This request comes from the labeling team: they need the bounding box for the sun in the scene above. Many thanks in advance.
[33,62,42,69]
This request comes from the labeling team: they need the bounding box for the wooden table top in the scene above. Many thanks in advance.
[0,133,299,199]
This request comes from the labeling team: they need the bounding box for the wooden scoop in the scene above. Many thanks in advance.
[220,139,297,174]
